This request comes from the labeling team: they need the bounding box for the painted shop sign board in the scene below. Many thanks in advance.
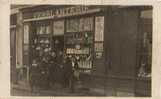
[23,6,101,22]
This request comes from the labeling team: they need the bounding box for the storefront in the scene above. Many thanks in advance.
[21,5,104,74]
[11,5,152,96]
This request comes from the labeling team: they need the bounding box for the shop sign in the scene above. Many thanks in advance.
[24,6,101,20]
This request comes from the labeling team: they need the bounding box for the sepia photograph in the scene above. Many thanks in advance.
[10,5,152,97]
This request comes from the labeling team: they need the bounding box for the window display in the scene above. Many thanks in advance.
[65,32,93,69]
[31,21,52,65]
[65,17,94,70]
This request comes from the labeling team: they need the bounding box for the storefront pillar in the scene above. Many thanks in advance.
[16,11,23,77]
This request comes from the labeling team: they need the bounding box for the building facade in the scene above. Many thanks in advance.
[10,5,152,96]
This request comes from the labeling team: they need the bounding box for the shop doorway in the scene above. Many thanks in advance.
[51,36,64,83]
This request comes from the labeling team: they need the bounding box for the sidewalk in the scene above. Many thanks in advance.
[11,80,99,96]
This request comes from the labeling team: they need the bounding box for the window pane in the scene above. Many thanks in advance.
[24,24,29,44]
[84,17,93,31]
[24,44,29,52]
[36,22,51,34]
[94,42,103,59]
[66,17,93,32]
[53,20,64,35]
[95,42,103,52]
[95,16,104,41]
[66,19,79,32]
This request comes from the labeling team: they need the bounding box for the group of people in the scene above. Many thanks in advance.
[29,50,80,92]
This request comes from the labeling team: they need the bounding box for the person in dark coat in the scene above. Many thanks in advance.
[54,51,64,84]
[63,57,73,91]
[48,51,57,86]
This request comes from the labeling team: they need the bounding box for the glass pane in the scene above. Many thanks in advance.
[67,19,79,32]
[84,17,93,31]
[67,17,93,32]
[53,20,64,35]
[46,24,51,34]
[36,22,51,34]
[94,42,103,59]
[24,24,29,44]
[95,42,103,52]
[24,44,29,52]
[95,16,104,41]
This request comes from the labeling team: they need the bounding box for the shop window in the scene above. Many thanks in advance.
[65,17,94,71]
[30,21,52,67]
